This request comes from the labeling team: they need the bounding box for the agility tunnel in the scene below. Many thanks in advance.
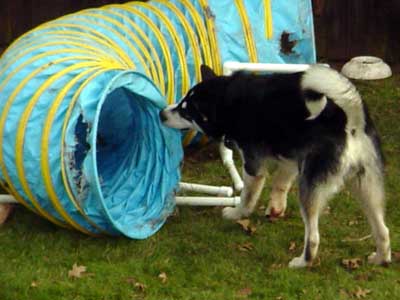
[0,0,316,238]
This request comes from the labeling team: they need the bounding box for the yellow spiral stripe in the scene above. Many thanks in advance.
[116,5,176,104]
[95,9,166,94]
[265,0,274,39]
[153,0,203,82]
[235,0,258,63]
[198,0,222,74]
[176,0,213,68]
[134,2,190,100]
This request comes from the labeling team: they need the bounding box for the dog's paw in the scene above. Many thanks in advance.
[288,256,310,268]
[367,252,391,266]
[222,207,245,220]
[265,206,285,220]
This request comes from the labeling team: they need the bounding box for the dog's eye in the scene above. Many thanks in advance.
[188,90,195,97]
[202,115,208,122]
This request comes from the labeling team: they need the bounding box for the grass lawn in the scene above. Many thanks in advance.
[0,74,399,300]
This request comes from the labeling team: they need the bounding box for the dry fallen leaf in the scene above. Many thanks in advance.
[236,219,256,235]
[125,276,146,291]
[0,203,13,225]
[158,272,168,283]
[392,251,400,262]
[68,263,87,278]
[30,281,39,288]
[237,287,252,298]
[237,242,254,252]
[289,241,296,252]
[354,273,370,281]
[237,219,250,229]
[339,289,349,299]
[135,282,146,292]
[323,206,331,215]
[348,220,359,226]
[126,277,137,285]
[270,263,283,270]
[351,286,372,299]
[342,258,362,270]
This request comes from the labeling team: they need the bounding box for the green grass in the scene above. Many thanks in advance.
[1,76,400,300]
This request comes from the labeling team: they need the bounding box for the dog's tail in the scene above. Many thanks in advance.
[301,65,364,129]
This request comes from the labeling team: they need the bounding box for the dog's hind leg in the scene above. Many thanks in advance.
[223,170,266,220]
[352,164,391,265]
[289,172,343,268]
[266,159,298,219]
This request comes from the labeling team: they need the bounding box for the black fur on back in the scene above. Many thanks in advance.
[196,71,347,180]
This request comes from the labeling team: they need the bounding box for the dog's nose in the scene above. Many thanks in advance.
[159,110,167,122]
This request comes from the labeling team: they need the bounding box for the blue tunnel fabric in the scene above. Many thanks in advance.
[0,0,316,238]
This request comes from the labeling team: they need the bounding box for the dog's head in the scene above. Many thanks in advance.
[160,65,227,139]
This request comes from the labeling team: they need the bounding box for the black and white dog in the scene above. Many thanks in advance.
[160,65,391,268]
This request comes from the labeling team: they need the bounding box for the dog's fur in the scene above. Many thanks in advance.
[160,64,391,268]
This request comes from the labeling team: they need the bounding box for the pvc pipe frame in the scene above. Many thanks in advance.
[223,61,321,75]
[179,182,233,197]
[175,196,241,206]
[0,195,18,204]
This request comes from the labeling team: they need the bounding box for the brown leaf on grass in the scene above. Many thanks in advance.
[126,277,146,292]
[30,281,39,288]
[322,205,331,215]
[236,287,252,298]
[312,257,321,267]
[288,241,296,252]
[126,277,137,285]
[135,282,146,292]
[342,258,362,270]
[257,205,266,216]
[68,263,87,278]
[339,289,349,299]
[237,242,254,252]
[354,273,370,282]
[348,220,359,226]
[237,219,250,229]
[351,286,372,299]
[269,263,283,270]
[236,219,256,235]
[0,203,13,225]
[158,272,168,283]
[392,251,400,262]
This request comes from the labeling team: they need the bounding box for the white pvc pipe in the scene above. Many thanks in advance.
[0,195,17,204]
[179,182,233,197]
[175,196,240,206]
[223,61,329,76]
[219,143,244,192]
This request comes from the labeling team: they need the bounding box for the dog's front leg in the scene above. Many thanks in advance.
[266,159,298,219]
[223,150,266,220]
[223,171,266,220]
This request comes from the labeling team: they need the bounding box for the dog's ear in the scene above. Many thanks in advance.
[201,65,217,81]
